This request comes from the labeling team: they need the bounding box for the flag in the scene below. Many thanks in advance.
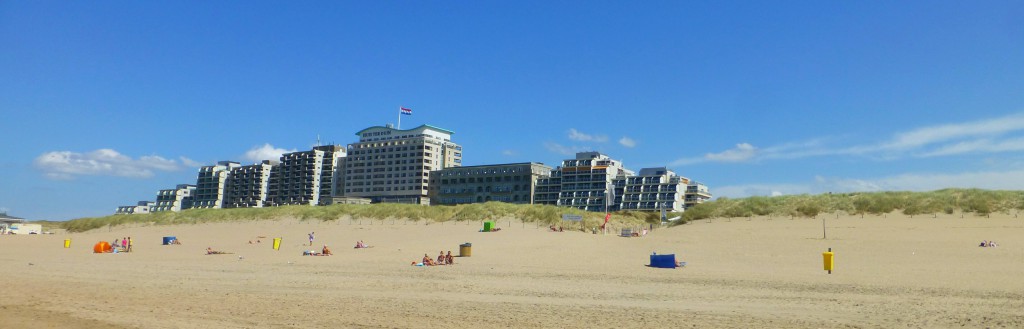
[400,107,412,115]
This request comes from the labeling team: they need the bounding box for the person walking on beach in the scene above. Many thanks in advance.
[308,232,315,246]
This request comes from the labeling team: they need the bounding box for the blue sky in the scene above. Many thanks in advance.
[2,1,1023,220]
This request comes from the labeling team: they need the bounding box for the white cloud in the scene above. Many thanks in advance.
[34,149,185,179]
[714,169,1024,199]
[673,112,1024,166]
[544,142,587,156]
[674,143,759,165]
[918,137,1024,157]
[179,157,202,167]
[882,114,1024,150]
[706,143,758,162]
[568,128,608,143]
[618,136,637,148]
[243,144,296,163]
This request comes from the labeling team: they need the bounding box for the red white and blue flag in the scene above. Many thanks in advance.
[400,107,413,115]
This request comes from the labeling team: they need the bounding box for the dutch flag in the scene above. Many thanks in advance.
[400,107,413,115]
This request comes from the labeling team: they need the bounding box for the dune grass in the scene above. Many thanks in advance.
[676,188,1024,225]
[61,202,663,233]
[63,189,1018,232]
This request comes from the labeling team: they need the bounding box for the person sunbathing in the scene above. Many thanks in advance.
[206,247,228,255]
[322,245,332,256]
[445,251,454,265]
[438,251,447,265]
[355,240,369,248]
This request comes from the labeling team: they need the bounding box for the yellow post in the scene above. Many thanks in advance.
[64,239,71,248]
[823,248,834,274]
[273,238,281,251]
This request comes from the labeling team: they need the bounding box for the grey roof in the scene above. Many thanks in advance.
[0,212,25,223]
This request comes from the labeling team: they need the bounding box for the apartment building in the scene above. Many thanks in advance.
[223,161,273,208]
[614,167,691,212]
[339,124,461,204]
[429,162,552,205]
[535,152,711,213]
[685,181,712,208]
[535,152,634,212]
[193,161,241,209]
[151,184,196,212]
[267,145,345,206]
[116,201,155,215]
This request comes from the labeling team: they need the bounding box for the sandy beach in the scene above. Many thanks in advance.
[1,214,1022,328]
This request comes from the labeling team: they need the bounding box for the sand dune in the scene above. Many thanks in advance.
[1,214,1021,328]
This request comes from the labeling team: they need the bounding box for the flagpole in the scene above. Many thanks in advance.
[397,106,402,129]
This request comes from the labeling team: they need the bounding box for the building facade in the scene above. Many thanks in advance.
[223,161,273,208]
[614,167,690,212]
[429,162,552,205]
[535,152,711,213]
[339,124,462,204]
[193,161,241,209]
[535,152,633,212]
[685,181,712,208]
[267,145,344,206]
[116,201,155,215]
[151,184,196,212]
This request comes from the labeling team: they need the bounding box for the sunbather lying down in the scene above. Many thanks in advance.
[206,247,230,255]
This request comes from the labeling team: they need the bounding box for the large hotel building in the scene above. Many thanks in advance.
[338,124,462,204]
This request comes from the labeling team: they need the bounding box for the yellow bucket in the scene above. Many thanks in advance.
[64,239,71,248]
[273,238,281,250]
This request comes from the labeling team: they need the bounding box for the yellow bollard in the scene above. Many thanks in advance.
[64,239,71,248]
[823,248,834,274]
[273,238,281,251]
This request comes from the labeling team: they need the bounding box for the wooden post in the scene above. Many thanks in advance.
[822,216,827,240]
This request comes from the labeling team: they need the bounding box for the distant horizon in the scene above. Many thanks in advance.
[3,1,1023,220]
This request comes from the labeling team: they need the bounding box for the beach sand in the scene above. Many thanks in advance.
[1,214,1021,328]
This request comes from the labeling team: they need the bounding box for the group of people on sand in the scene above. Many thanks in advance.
[112,237,133,252]
[979,240,999,247]
[304,244,332,256]
[549,225,564,232]
[414,251,454,266]
[354,240,371,249]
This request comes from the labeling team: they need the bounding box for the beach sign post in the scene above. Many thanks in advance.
[273,238,281,251]
[823,248,834,274]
